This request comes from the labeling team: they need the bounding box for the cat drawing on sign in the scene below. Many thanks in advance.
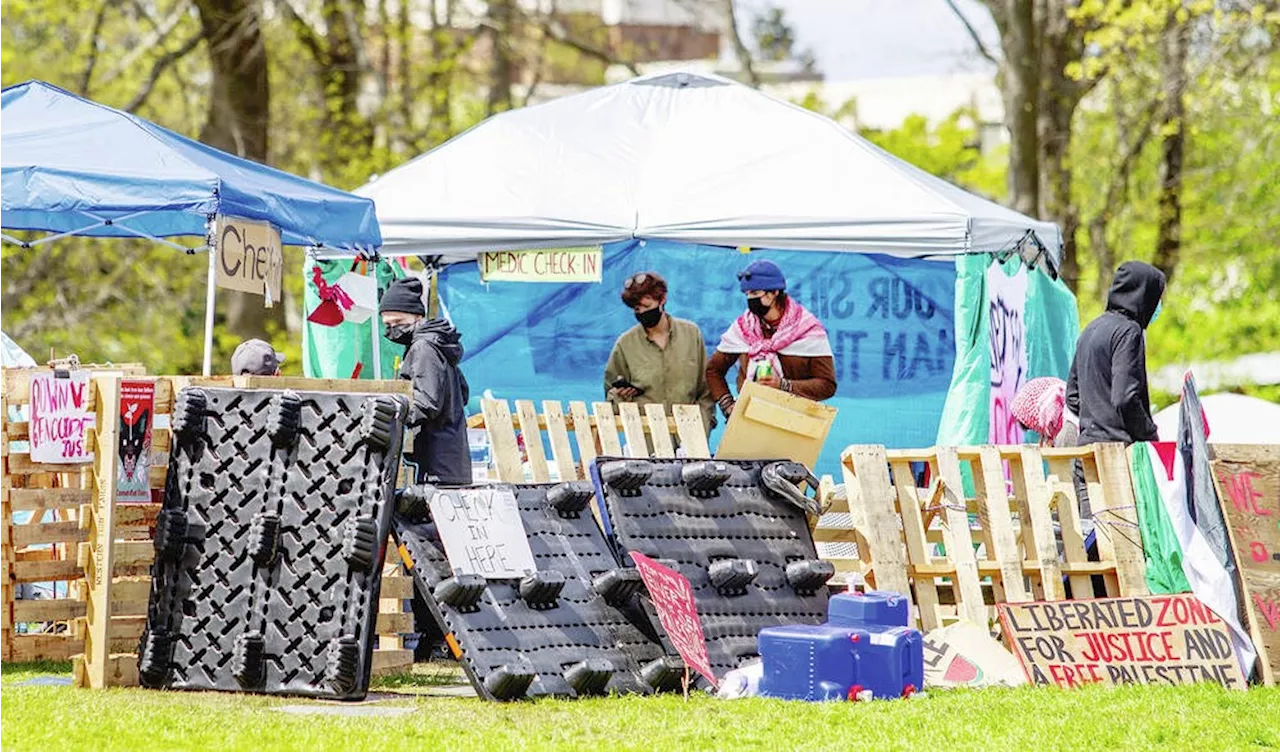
[119,404,150,482]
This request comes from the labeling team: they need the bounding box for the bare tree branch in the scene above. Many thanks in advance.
[277,0,326,63]
[538,18,640,76]
[723,0,759,86]
[126,31,204,112]
[99,2,188,86]
[945,0,1000,66]
[78,0,113,95]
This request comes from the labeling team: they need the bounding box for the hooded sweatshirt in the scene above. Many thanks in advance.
[398,318,472,485]
[1066,261,1166,444]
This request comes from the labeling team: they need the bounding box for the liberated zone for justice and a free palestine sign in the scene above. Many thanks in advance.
[429,487,538,578]
[998,594,1246,690]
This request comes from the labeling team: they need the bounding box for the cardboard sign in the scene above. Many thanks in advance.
[1212,444,1280,684]
[922,621,1027,689]
[28,372,94,464]
[215,214,283,303]
[716,380,837,470]
[479,247,603,283]
[429,487,537,578]
[999,594,1246,690]
[116,380,155,503]
[630,552,717,687]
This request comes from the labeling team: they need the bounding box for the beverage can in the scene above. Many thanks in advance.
[755,361,773,381]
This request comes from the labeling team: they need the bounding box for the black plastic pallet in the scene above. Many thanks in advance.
[140,386,408,700]
[393,482,681,701]
[594,457,833,682]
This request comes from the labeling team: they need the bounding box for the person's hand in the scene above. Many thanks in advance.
[756,374,782,390]
[610,386,641,401]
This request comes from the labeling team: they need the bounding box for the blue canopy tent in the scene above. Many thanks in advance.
[1,80,381,374]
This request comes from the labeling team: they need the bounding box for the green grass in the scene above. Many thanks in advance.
[3,661,1279,751]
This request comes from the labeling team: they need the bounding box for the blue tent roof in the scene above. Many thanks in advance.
[1,81,380,251]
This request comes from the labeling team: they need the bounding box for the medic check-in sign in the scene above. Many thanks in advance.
[631,552,718,687]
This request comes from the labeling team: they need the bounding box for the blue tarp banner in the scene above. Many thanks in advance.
[440,239,957,476]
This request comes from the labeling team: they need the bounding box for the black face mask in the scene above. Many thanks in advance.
[385,323,416,345]
[635,306,663,329]
[747,296,772,318]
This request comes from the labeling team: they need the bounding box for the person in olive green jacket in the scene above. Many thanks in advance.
[603,271,716,436]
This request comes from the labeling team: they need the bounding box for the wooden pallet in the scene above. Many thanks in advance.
[831,443,1147,632]
[474,398,709,483]
[70,375,416,687]
[1,365,146,663]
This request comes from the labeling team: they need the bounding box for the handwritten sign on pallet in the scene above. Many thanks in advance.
[998,594,1246,690]
[1212,444,1280,685]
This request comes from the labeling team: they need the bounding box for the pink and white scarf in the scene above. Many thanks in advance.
[716,299,832,379]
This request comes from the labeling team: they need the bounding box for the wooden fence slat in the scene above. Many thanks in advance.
[975,447,1031,603]
[567,402,597,479]
[617,403,648,458]
[934,447,988,626]
[13,598,87,622]
[482,398,523,482]
[1013,447,1065,600]
[1046,456,1095,598]
[543,402,581,481]
[592,402,624,456]
[1091,443,1149,597]
[644,404,676,458]
[888,460,942,631]
[13,560,82,583]
[514,400,551,483]
[844,446,912,604]
[9,488,92,512]
[12,521,88,548]
[672,405,710,458]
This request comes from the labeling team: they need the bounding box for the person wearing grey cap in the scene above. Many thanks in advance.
[231,339,284,376]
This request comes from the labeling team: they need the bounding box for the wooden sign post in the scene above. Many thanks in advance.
[998,594,1247,690]
[1212,444,1280,685]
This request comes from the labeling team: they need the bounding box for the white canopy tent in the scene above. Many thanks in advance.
[357,71,1061,267]
[1154,392,1280,445]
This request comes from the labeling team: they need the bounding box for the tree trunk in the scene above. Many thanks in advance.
[988,0,1040,217]
[1036,0,1089,292]
[320,0,372,185]
[486,0,515,116]
[193,0,281,346]
[1153,14,1189,283]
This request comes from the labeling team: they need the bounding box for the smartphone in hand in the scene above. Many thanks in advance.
[611,377,645,397]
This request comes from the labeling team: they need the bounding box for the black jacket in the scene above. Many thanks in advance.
[398,319,472,485]
[1066,261,1166,445]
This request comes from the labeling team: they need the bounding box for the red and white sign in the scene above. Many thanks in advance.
[630,552,717,687]
[116,380,155,503]
[28,372,94,464]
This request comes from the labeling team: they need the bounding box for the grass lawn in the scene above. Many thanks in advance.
[3,661,1278,751]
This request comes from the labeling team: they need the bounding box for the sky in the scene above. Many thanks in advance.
[744,0,1001,80]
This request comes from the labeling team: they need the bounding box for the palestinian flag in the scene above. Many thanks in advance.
[1129,373,1257,679]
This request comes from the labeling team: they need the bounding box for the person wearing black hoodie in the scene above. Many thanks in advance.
[379,277,472,486]
[1065,260,1165,522]
[380,276,472,661]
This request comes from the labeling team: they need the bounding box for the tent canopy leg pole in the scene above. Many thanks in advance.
[202,249,216,376]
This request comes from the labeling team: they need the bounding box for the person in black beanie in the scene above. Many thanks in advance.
[380,276,472,487]
[381,276,472,661]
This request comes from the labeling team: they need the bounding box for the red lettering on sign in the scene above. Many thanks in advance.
[1255,594,1280,631]
[1221,470,1271,516]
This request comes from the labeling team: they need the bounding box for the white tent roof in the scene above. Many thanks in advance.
[358,71,1061,265]
[1155,392,1280,444]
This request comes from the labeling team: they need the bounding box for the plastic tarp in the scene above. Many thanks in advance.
[1,81,380,251]
[439,239,958,475]
[2,332,36,368]
[936,255,1079,445]
[302,258,406,380]
[358,71,1061,267]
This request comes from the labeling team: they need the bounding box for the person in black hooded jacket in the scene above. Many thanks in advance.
[1065,260,1165,527]
[380,277,472,486]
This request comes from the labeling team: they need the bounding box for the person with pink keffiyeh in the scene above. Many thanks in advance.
[706,260,837,418]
